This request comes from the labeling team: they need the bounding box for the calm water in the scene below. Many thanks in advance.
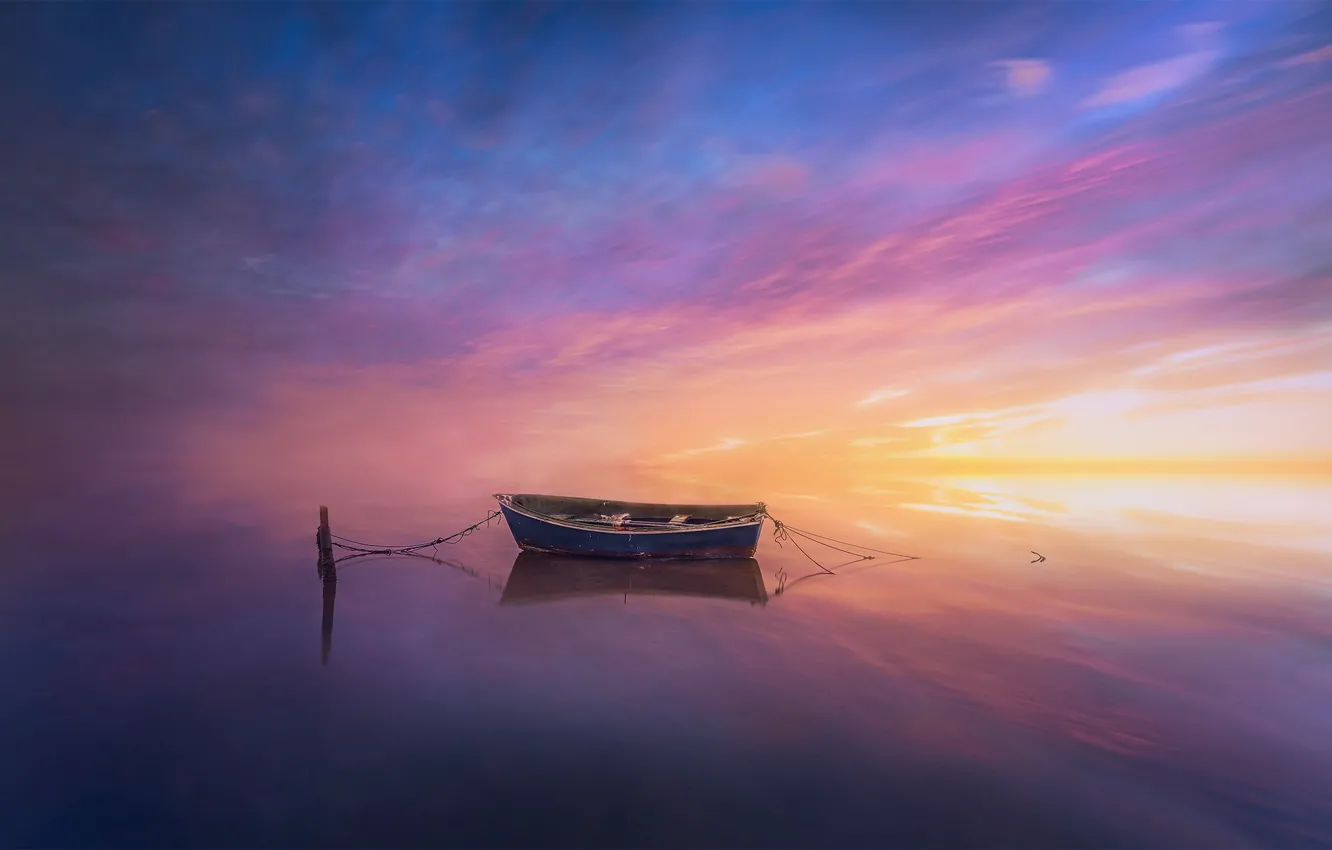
[3,476,1330,848]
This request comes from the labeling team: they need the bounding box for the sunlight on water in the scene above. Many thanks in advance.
[920,475,1332,549]
[855,476,1332,594]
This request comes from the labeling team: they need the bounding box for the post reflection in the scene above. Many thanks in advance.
[317,557,337,666]
[500,550,768,606]
[320,573,336,666]
[314,550,493,666]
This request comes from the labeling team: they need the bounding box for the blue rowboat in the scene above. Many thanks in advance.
[494,493,766,559]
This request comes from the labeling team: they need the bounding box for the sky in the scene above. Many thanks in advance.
[2,1,1330,516]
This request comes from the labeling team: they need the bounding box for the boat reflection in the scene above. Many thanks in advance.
[313,541,914,664]
[315,550,770,665]
[500,550,768,606]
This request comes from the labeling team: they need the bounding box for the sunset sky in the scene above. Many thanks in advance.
[4,1,1330,513]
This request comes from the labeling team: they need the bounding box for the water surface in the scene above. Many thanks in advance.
[3,476,1330,848]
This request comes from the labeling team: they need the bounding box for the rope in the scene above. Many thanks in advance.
[321,509,503,558]
[775,524,918,560]
[761,507,920,581]
[334,548,483,579]
[768,515,839,573]
[325,549,504,596]
[774,556,870,595]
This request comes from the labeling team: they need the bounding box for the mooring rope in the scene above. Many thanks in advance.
[761,507,920,576]
[333,548,483,578]
[773,523,918,560]
[322,509,503,558]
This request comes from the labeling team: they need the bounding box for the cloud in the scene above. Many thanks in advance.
[861,130,1042,193]
[1129,326,1332,385]
[243,255,275,275]
[1279,45,1332,68]
[1178,22,1224,45]
[662,437,747,460]
[1128,371,1332,418]
[856,387,910,407]
[898,503,1030,523]
[1081,25,1224,110]
[1081,50,1218,109]
[992,59,1052,97]
[1130,341,1255,375]
[900,404,1042,429]
[850,436,910,448]
[778,430,829,440]
[737,155,809,199]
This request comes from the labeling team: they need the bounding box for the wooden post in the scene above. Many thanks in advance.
[316,506,336,664]
[317,505,335,578]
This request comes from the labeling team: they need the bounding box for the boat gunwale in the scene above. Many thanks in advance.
[494,493,766,536]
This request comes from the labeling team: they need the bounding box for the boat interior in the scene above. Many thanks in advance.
[499,493,764,528]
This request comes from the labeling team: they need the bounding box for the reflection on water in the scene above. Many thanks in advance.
[318,553,768,663]
[501,551,768,606]
[320,576,335,666]
[3,475,1330,848]
[877,475,1332,554]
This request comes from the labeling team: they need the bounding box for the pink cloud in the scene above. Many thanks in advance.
[1279,44,1332,67]
[735,155,809,199]
[167,75,1332,516]
[1081,50,1218,108]
[861,130,1042,192]
[991,59,1052,97]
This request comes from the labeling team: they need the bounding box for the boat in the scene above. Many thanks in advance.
[493,493,766,559]
[500,551,768,605]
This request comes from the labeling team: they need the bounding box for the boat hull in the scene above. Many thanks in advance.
[497,502,763,559]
